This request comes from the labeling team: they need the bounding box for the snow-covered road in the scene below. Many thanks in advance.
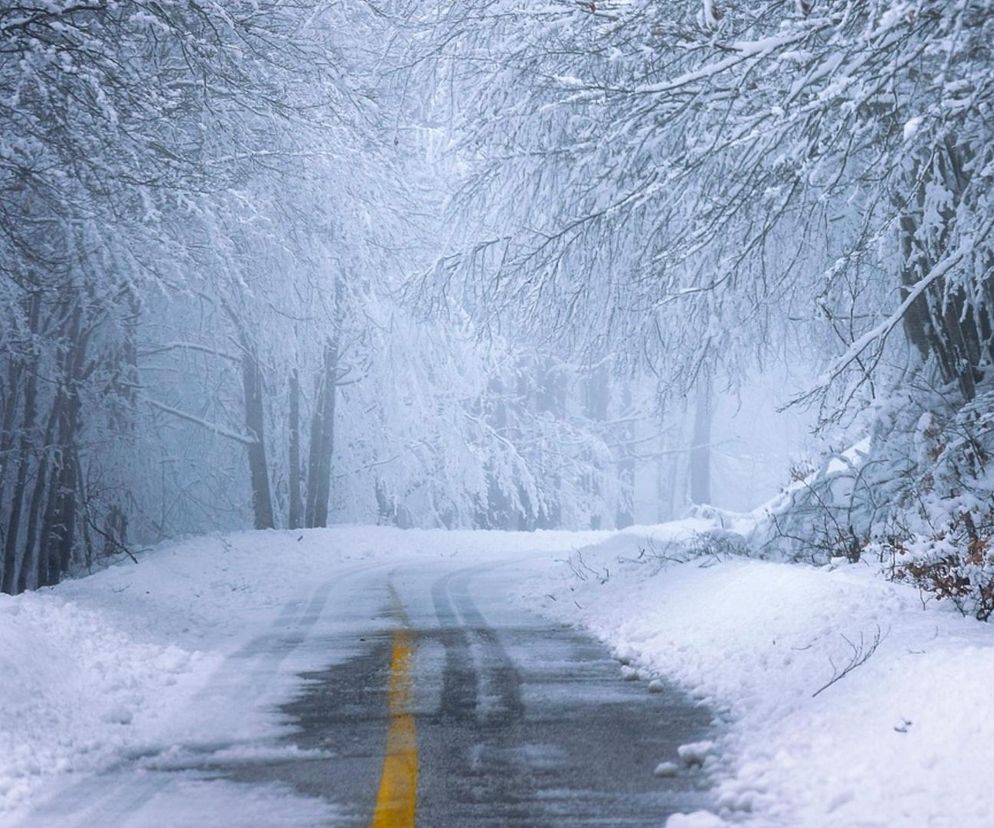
[6,523,994,827]
[1,531,714,827]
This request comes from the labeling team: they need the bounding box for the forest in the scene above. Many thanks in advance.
[1,0,992,616]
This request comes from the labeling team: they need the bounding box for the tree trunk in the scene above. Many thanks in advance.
[615,380,635,529]
[37,303,87,587]
[1,293,41,594]
[21,401,59,593]
[288,369,303,530]
[242,344,274,530]
[304,278,344,529]
[0,360,23,489]
[305,336,339,528]
[899,139,992,401]
[690,375,712,506]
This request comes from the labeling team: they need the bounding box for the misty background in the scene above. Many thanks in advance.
[1,0,990,597]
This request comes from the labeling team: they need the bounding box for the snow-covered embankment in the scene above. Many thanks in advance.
[532,521,994,827]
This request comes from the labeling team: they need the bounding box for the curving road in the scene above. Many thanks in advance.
[14,557,714,827]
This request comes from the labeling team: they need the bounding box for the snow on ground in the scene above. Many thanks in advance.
[4,520,994,827]
[0,526,600,824]
[528,520,994,827]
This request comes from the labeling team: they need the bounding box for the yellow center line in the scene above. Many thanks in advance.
[371,589,418,828]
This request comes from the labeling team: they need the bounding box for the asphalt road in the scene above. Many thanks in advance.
[15,558,715,827]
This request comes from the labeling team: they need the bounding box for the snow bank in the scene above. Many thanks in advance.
[535,525,994,827]
[0,593,202,814]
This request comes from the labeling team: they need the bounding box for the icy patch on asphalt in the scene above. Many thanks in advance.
[533,524,994,827]
[141,744,332,772]
[101,776,339,828]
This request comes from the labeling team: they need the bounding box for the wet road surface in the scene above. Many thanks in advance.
[13,558,715,826]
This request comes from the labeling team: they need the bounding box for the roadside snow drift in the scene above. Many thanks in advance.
[0,593,202,811]
[534,522,994,827]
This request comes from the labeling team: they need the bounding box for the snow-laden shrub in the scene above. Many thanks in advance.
[761,382,994,620]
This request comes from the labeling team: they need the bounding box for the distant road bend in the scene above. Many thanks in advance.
[19,558,714,827]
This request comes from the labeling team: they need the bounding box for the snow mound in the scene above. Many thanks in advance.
[677,741,715,767]
[0,593,200,814]
[536,527,994,827]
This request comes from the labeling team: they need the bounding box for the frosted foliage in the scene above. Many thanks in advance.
[408,0,994,614]
[762,383,994,619]
[1,0,992,599]
[426,0,992,395]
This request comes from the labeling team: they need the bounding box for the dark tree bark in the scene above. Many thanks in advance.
[1,292,41,594]
[52,306,86,580]
[220,296,276,532]
[303,278,345,530]
[37,302,88,588]
[288,369,303,530]
[305,335,339,528]
[242,343,275,530]
[899,139,994,402]
[0,359,23,491]
[21,405,58,593]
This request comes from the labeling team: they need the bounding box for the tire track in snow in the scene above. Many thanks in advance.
[15,560,391,828]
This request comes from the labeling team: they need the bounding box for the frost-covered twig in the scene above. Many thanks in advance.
[812,625,887,698]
